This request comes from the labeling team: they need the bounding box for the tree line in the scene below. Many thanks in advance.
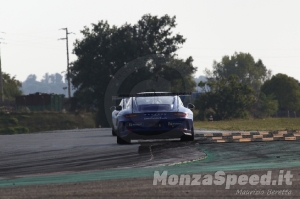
[22,73,75,96]
[196,52,300,120]
[68,14,300,125]
[1,71,77,104]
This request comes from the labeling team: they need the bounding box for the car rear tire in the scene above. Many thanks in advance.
[117,135,130,144]
[112,127,117,136]
[180,127,194,142]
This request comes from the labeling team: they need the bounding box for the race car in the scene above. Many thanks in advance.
[113,92,195,144]
[110,97,129,136]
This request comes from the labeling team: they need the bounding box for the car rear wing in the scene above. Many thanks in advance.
[112,92,191,99]
[112,93,191,113]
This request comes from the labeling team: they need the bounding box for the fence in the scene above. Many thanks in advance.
[274,111,300,118]
[15,93,65,111]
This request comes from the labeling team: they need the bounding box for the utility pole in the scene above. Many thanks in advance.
[59,28,74,98]
[0,42,3,102]
[0,36,5,103]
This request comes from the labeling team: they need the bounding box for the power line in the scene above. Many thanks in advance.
[3,29,71,35]
[4,40,63,48]
[0,30,77,49]
[5,37,63,43]
[3,44,64,50]
[6,41,61,46]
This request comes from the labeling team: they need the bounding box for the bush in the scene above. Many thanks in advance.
[19,115,30,119]
[196,108,216,121]
[0,127,15,134]
[14,127,29,133]
[8,118,19,125]
[0,126,29,134]
[0,111,95,134]
[260,93,279,117]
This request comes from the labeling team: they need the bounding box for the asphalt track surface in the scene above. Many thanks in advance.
[0,129,206,178]
[1,129,300,198]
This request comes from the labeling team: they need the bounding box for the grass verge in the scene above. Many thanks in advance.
[194,118,300,131]
[0,111,96,135]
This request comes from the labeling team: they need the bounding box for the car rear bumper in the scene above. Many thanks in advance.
[119,128,193,140]
[117,118,193,140]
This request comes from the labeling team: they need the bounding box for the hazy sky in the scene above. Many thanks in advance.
[0,0,300,82]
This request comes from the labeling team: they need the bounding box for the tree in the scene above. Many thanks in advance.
[259,93,278,117]
[2,72,22,100]
[22,73,70,95]
[261,73,300,111]
[24,74,38,84]
[41,73,49,84]
[71,14,196,127]
[205,52,271,95]
[194,75,207,92]
[195,75,255,120]
[49,74,55,84]
[55,73,63,84]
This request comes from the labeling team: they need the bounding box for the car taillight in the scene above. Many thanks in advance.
[123,114,138,118]
[173,112,188,118]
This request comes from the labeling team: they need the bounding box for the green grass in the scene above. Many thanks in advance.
[1,111,299,134]
[0,111,96,135]
[194,118,300,131]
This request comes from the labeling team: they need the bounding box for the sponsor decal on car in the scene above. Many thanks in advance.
[144,117,167,120]
[168,122,182,126]
[128,122,143,127]
[144,113,168,120]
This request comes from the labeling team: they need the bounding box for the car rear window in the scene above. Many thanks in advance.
[136,96,174,105]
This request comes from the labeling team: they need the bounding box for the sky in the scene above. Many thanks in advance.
[0,0,300,82]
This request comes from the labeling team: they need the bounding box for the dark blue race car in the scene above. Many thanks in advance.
[114,92,195,144]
